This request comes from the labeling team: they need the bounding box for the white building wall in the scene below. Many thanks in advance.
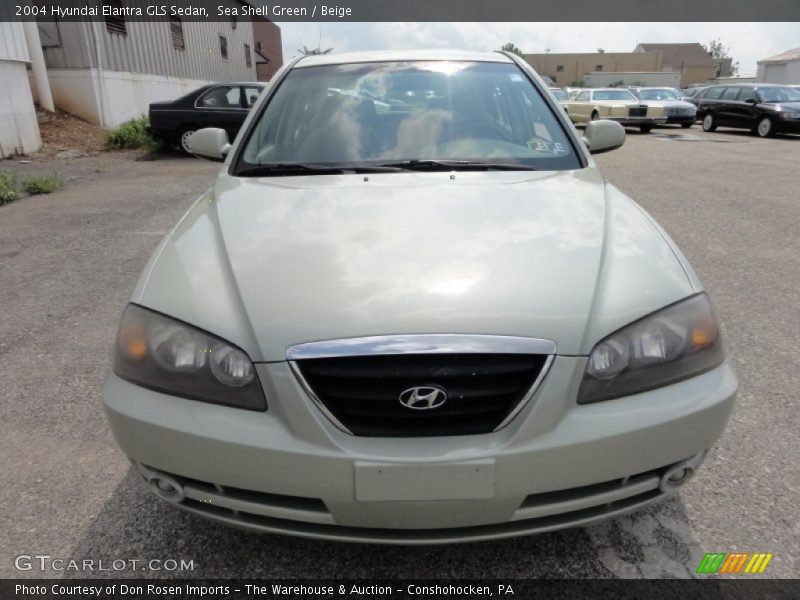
[40,68,214,128]
[0,20,29,61]
[756,60,800,84]
[0,22,41,157]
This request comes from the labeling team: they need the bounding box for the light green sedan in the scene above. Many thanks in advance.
[103,50,736,543]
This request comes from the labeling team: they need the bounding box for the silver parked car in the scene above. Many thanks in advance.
[103,50,737,543]
[629,87,698,128]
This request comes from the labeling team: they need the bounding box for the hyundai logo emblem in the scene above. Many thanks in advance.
[398,386,448,410]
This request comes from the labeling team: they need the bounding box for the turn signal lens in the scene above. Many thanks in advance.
[119,324,148,361]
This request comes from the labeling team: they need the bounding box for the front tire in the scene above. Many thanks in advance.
[591,111,600,121]
[702,113,717,132]
[756,117,774,138]
[681,122,693,129]
[177,126,197,154]
[639,124,653,133]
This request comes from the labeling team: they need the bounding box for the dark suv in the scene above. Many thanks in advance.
[695,84,800,137]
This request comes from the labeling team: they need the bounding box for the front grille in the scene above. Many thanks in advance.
[628,106,647,117]
[294,353,549,437]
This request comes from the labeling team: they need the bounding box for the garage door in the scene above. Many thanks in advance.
[763,63,787,84]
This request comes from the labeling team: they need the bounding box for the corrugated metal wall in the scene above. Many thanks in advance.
[0,21,30,62]
[41,1,257,81]
[41,22,93,68]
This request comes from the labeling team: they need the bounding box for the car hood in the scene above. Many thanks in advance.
[135,169,696,361]
[770,101,800,111]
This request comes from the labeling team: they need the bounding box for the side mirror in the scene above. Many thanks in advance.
[583,120,626,154]
[189,128,231,161]
[744,98,758,105]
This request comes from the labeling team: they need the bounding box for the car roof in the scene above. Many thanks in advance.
[207,82,264,86]
[707,83,794,88]
[295,49,515,68]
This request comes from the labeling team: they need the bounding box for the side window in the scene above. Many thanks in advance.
[721,87,740,100]
[198,86,240,108]
[705,87,724,100]
[738,87,757,102]
[576,91,590,101]
[243,86,262,108]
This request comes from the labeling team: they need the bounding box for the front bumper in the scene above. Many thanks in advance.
[776,118,800,134]
[666,115,696,125]
[605,116,668,126]
[103,358,737,543]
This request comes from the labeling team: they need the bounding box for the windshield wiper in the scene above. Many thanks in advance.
[373,159,539,172]
[236,163,404,176]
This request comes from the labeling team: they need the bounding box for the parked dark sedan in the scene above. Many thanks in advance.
[149,83,265,153]
[696,83,800,137]
[681,85,709,105]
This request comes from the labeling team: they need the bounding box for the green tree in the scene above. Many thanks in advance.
[500,43,524,57]
[702,39,740,77]
[298,45,333,56]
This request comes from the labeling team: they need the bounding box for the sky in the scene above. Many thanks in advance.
[278,22,800,76]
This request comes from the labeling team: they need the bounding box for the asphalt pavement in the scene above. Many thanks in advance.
[0,128,798,579]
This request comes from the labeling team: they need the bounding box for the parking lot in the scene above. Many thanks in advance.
[1,127,798,579]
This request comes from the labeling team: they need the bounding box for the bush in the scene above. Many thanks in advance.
[107,116,160,150]
[0,172,19,204]
[23,173,63,195]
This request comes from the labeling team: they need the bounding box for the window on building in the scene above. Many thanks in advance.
[169,17,185,50]
[104,0,127,36]
[244,44,252,68]
[219,35,228,60]
[556,65,564,72]
[595,65,604,71]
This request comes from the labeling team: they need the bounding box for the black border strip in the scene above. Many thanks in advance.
[4,0,800,22]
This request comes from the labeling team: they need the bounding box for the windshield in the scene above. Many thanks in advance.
[757,86,800,102]
[638,88,681,100]
[550,89,568,101]
[592,90,637,101]
[236,61,580,174]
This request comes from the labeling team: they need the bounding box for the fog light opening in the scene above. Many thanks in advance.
[147,474,185,503]
[660,453,706,493]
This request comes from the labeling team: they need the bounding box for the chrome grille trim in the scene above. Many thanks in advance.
[493,353,554,431]
[286,334,557,360]
[289,360,353,434]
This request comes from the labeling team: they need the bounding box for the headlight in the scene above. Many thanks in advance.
[578,294,724,404]
[780,112,800,120]
[113,304,266,410]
